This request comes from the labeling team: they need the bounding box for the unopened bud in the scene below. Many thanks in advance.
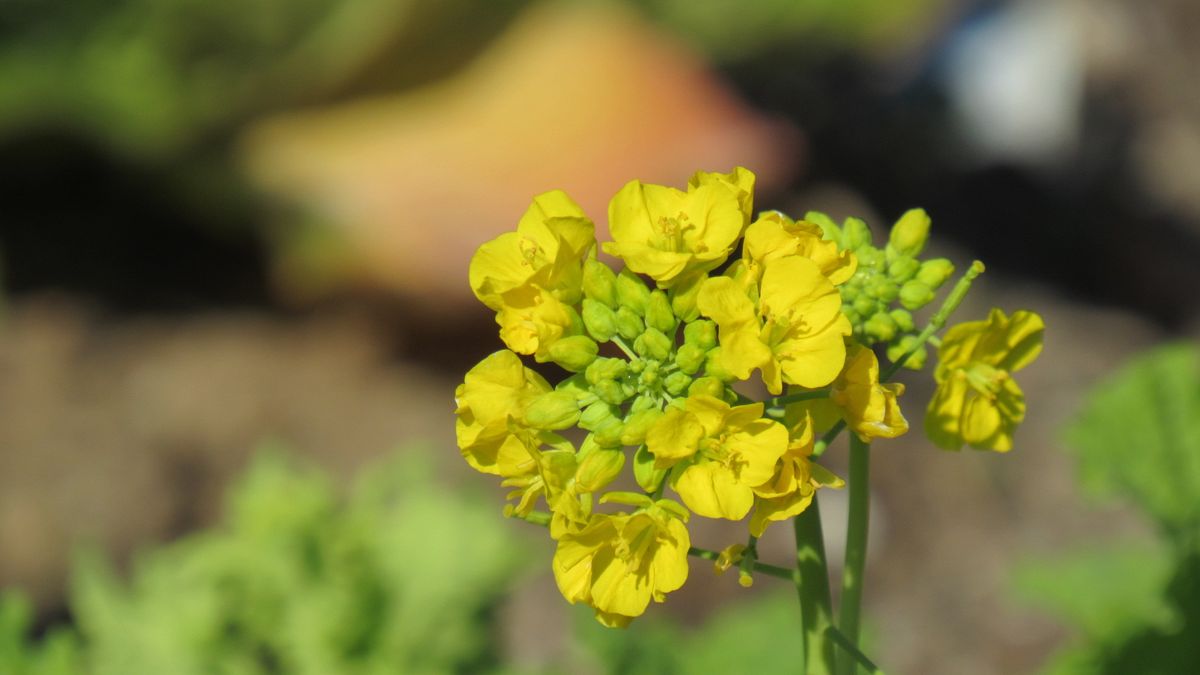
[592,418,625,447]
[899,281,935,311]
[803,211,841,242]
[889,308,915,333]
[621,408,664,446]
[582,258,618,307]
[646,290,677,334]
[916,258,955,289]
[704,348,735,381]
[524,391,581,430]
[852,294,876,318]
[841,217,872,251]
[684,319,717,350]
[634,444,667,493]
[889,208,931,257]
[664,371,692,397]
[580,400,621,431]
[864,312,898,343]
[674,343,706,374]
[581,299,617,342]
[887,335,927,370]
[615,306,644,341]
[548,335,598,372]
[593,380,629,405]
[616,269,651,315]
[575,447,625,492]
[586,357,627,386]
[634,328,673,362]
[688,376,726,399]
[886,255,920,283]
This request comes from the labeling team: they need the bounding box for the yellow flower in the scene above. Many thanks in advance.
[645,395,788,520]
[492,285,576,361]
[740,211,856,286]
[749,411,844,536]
[454,349,550,475]
[925,309,1045,451]
[602,169,751,288]
[698,255,852,394]
[830,343,908,441]
[469,190,595,309]
[552,503,690,627]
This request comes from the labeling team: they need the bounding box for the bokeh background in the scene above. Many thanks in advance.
[3,0,1200,673]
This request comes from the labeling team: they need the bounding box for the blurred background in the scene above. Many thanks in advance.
[2,0,1200,672]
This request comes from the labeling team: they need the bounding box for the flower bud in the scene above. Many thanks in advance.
[523,391,581,430]
[592,418,626,447]
[633,444,667,493]
[634,328,673,362]
[581,299,618,342]
[630,393,658,413]
[621,408,664,446]
[580,400,621,431]
[899,280,935,310]
[582,258,618,307]
[841,217,872,251]
[688,375,726,399]
[864,312,898,343]
[684,319,717,350]
[704,348,735,381]
[548,335,598,372]
[887,334,927,370]
[593,380,629,405]
[867,277,898,303]
[852,294,876,318]
[916,258,954,289]
[646,290,677,334]
[886,255,920,283]
[575,447,625,492]
[888,208,931,257]
[674,343,706,375]
[664,371,692,397]
[889,308,915,333]
[638,362,662,388]
[803,211,841,242]
[616,269,651,315]
[615,306,644,341]
[586,357,627,386]
[670,278,703,322]
[841,305,861,326]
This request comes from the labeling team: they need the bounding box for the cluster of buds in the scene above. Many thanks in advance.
[455,168,1043,627]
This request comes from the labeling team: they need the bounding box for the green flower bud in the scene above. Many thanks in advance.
[583,258,618,307]
[634,444,667,493]
[866,278,897,302]
[575,447,625,492]
[646,290,677,334]
[688,376,726,399]
[889,308,915,333]
[634,328,673,362]
[886,256,920,283]
[703,348,736,382]
[804,210,841,242]
[593,380,629,406]
[581,299,618,342]
[916,258,955,289]
[639,361,662,388]
[684,319,717,350]
[855,246,885,270]
[842,217,873,251]
[630,394,658,413]
[664,371,692,397]
[615,306,644,341]
[863,311,898,343]
[548,335,598,372]
[852,294,876,318]
[621,408,664,446]
[888,208,931,257]
[616,269,651,315]
[899,280,935,311]
[674,343,706,375]
[586,357,627,385]
[592,418,625,447]
[580,400,621,431]
[670,279,703,322]
[523,390,581,430]
[841,305,861,327]
[555,372,591,399]
[886,335,926,370]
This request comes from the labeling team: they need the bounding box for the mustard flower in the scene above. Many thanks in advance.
[454,349,552,476]
[925,308,1045,451]
[749,411,843,537]
[552,500,691,627]
[826,343,908,441]
[698,255,852,394]
[739,211,856,286]
[602,169,752,289]
[645,395,788,520]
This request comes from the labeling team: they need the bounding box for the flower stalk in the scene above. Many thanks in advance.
[838,435,872,675]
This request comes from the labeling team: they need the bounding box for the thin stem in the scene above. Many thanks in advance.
[687,546,792,581]
[794,498,837,674]
[881,260,985,382]
[812,420,847,458]
[826,626,887,674]
[611,336,638,360]
[765,389,830,407]
[838,435,871,675]
[738,535,759,586]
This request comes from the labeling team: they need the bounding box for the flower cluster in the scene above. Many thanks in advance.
[455,168,1043,626]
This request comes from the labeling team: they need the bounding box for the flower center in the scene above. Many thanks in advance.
[963,362,1008,400]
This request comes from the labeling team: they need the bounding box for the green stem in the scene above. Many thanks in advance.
[687,546,792,581]
[838,435,871,675]
[826,626,887,674]
[611,336,637,360]
[812,420,846,458]
[881,260,985,382]
[794,498,837,674]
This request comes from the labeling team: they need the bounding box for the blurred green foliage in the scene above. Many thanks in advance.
[0,447,529,675]
[1015,344,1200,674]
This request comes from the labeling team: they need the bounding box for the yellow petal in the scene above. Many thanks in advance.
[646,407,704,464]
[673,460,754,520]
[924,374,968,450]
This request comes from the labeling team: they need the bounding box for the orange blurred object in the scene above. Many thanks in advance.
[240,2,799,309]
